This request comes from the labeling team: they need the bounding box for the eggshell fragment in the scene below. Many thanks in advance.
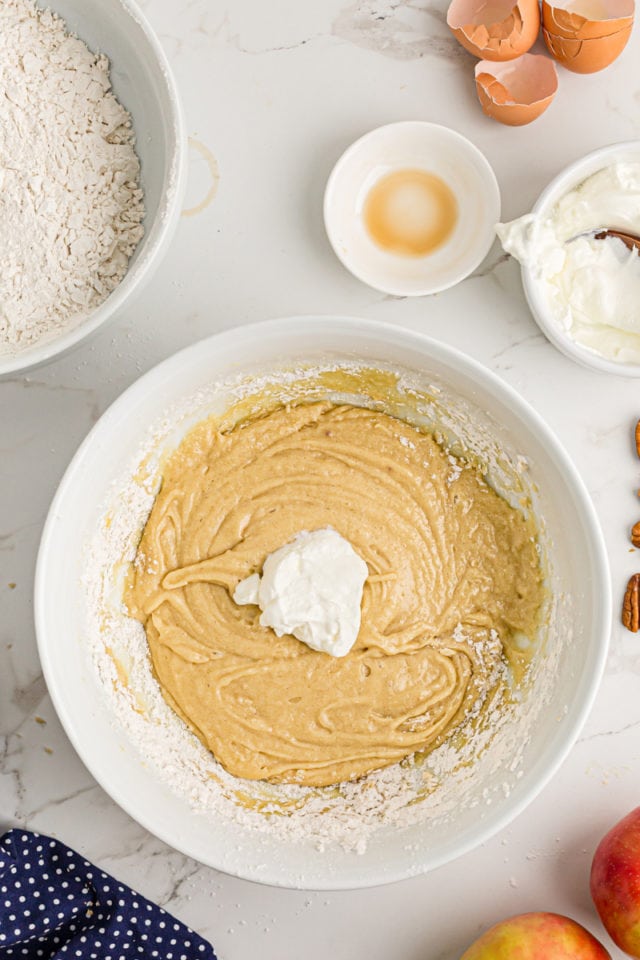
[474,54,559,125]
[542,0,633,39]
[542,0,634,71]
[543,22,633,70]
[447,0,540,60]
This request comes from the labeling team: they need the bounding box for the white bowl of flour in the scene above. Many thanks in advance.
[35,317,611,889]
[0,0,186,376]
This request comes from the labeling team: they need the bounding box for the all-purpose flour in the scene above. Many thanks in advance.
[0,0,145,353]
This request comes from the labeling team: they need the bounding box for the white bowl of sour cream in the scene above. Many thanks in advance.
[498,141,640,377]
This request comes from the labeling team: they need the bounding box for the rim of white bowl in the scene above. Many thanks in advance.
[0,0,188,379]
[521,139,640,378]
[323,121,501,297]
[35,317,612,887]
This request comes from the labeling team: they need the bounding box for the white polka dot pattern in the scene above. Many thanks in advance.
[0,830,216,959]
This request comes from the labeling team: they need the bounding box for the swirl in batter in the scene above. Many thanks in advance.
[126,401,543,788]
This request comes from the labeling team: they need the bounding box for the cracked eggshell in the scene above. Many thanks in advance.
[543,25,633,70]
[542,0,633,39]
[542,0,634,71]
[475,54,559,125]
[447,0,541,60]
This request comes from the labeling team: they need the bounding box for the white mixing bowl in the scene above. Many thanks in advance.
[35,317,611,889]
[0,0,186,377]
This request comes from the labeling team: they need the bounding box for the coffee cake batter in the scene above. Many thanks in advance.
[127,401,543,788]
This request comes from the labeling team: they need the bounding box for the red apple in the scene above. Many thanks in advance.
[460,911,611,959]
[591,806,640,957]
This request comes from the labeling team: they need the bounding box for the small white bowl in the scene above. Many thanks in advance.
[0,0,187,378]
[323,122,501,297]
[521,141,640,378]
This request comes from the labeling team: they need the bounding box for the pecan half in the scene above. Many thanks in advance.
[622,574,640,632]
[633,522,640,548]
[636,419,640,458]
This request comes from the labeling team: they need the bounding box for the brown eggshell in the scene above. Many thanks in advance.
[542,0,634,39]
[447,0,540,60]
[474,54,559,125]
[543,20,633,70]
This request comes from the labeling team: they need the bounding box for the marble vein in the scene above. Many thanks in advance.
[23,783,98,822]
[490,332,547,364]
[332,0,467,62]
[578,718,640,744]
[0,379,102,425]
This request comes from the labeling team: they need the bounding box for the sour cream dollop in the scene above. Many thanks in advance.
[233,528,369,657]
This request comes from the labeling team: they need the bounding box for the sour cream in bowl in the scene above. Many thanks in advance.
[497,141,640,377]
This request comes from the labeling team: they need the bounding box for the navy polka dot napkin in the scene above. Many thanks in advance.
[0,829,217,959]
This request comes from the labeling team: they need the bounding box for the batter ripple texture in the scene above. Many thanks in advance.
[126,402,543,788]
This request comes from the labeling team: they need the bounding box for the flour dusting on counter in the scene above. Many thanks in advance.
[0,0,145,353]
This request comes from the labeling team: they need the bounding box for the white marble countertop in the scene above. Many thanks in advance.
[2,1,640,957]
